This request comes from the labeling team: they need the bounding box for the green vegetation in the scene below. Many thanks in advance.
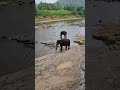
[35,1,85,17]
[35,1,85,24]
[56,0,85,7]
[36,10,73,16]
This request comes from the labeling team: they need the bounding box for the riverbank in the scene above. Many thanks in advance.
[35,46,85,90]
[35,15,84,25]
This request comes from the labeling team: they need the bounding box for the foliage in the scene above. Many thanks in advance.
[36,10,73,16]
[63,5,74,11]
[75,6,85,17]
[37,2,62,10]
[56,0,85,7]
[35,2,85,17]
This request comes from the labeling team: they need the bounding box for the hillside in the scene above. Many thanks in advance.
[56,0,85,7]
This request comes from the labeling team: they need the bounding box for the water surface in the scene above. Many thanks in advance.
[35,21,85,58]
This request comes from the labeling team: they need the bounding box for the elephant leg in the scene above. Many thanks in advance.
[68,40,70,49]
[68,45,70,49]
[65,46,67,50]
[60,45,62,52]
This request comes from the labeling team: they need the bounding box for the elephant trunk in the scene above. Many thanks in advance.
[56,42,58,50]
[56,40,60,50]
[56,45,58,50]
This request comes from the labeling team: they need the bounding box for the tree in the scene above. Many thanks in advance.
[37,2,62,10]
[75,6,85,17]
[64,5,75,11]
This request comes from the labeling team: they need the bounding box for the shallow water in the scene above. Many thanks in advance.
[35,21,85,58]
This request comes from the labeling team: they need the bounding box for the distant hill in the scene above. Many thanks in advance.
[55,0,85,7]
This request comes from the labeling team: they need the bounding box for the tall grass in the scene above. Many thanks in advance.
[36,10,73,16]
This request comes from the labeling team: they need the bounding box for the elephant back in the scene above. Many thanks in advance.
[61,39,70,46]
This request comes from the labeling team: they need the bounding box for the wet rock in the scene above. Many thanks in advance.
[74,36,85,45]
[61,25,65,26]
[48,25,52,28]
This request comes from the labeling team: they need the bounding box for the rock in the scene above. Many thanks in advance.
[74,36,85,45]
[35,46,85,90]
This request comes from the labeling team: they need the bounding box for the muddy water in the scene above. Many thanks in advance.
[35,20,85,58]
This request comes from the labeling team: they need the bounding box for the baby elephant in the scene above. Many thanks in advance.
[56,39,70,52]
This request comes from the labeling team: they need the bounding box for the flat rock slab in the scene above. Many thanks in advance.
[35,46,85,90]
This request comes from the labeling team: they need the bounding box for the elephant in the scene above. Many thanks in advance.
[56,39,70,52]
[60,31,67,39]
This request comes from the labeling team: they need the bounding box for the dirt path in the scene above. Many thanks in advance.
[35,46,85,90]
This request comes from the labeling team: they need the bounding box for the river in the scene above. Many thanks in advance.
[35,20,85,58]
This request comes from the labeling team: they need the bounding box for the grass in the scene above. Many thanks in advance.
[35,15,81,25]
[36,10,73,16]
[35,10,83,24]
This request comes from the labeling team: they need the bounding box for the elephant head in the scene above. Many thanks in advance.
[60,31,67,39]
